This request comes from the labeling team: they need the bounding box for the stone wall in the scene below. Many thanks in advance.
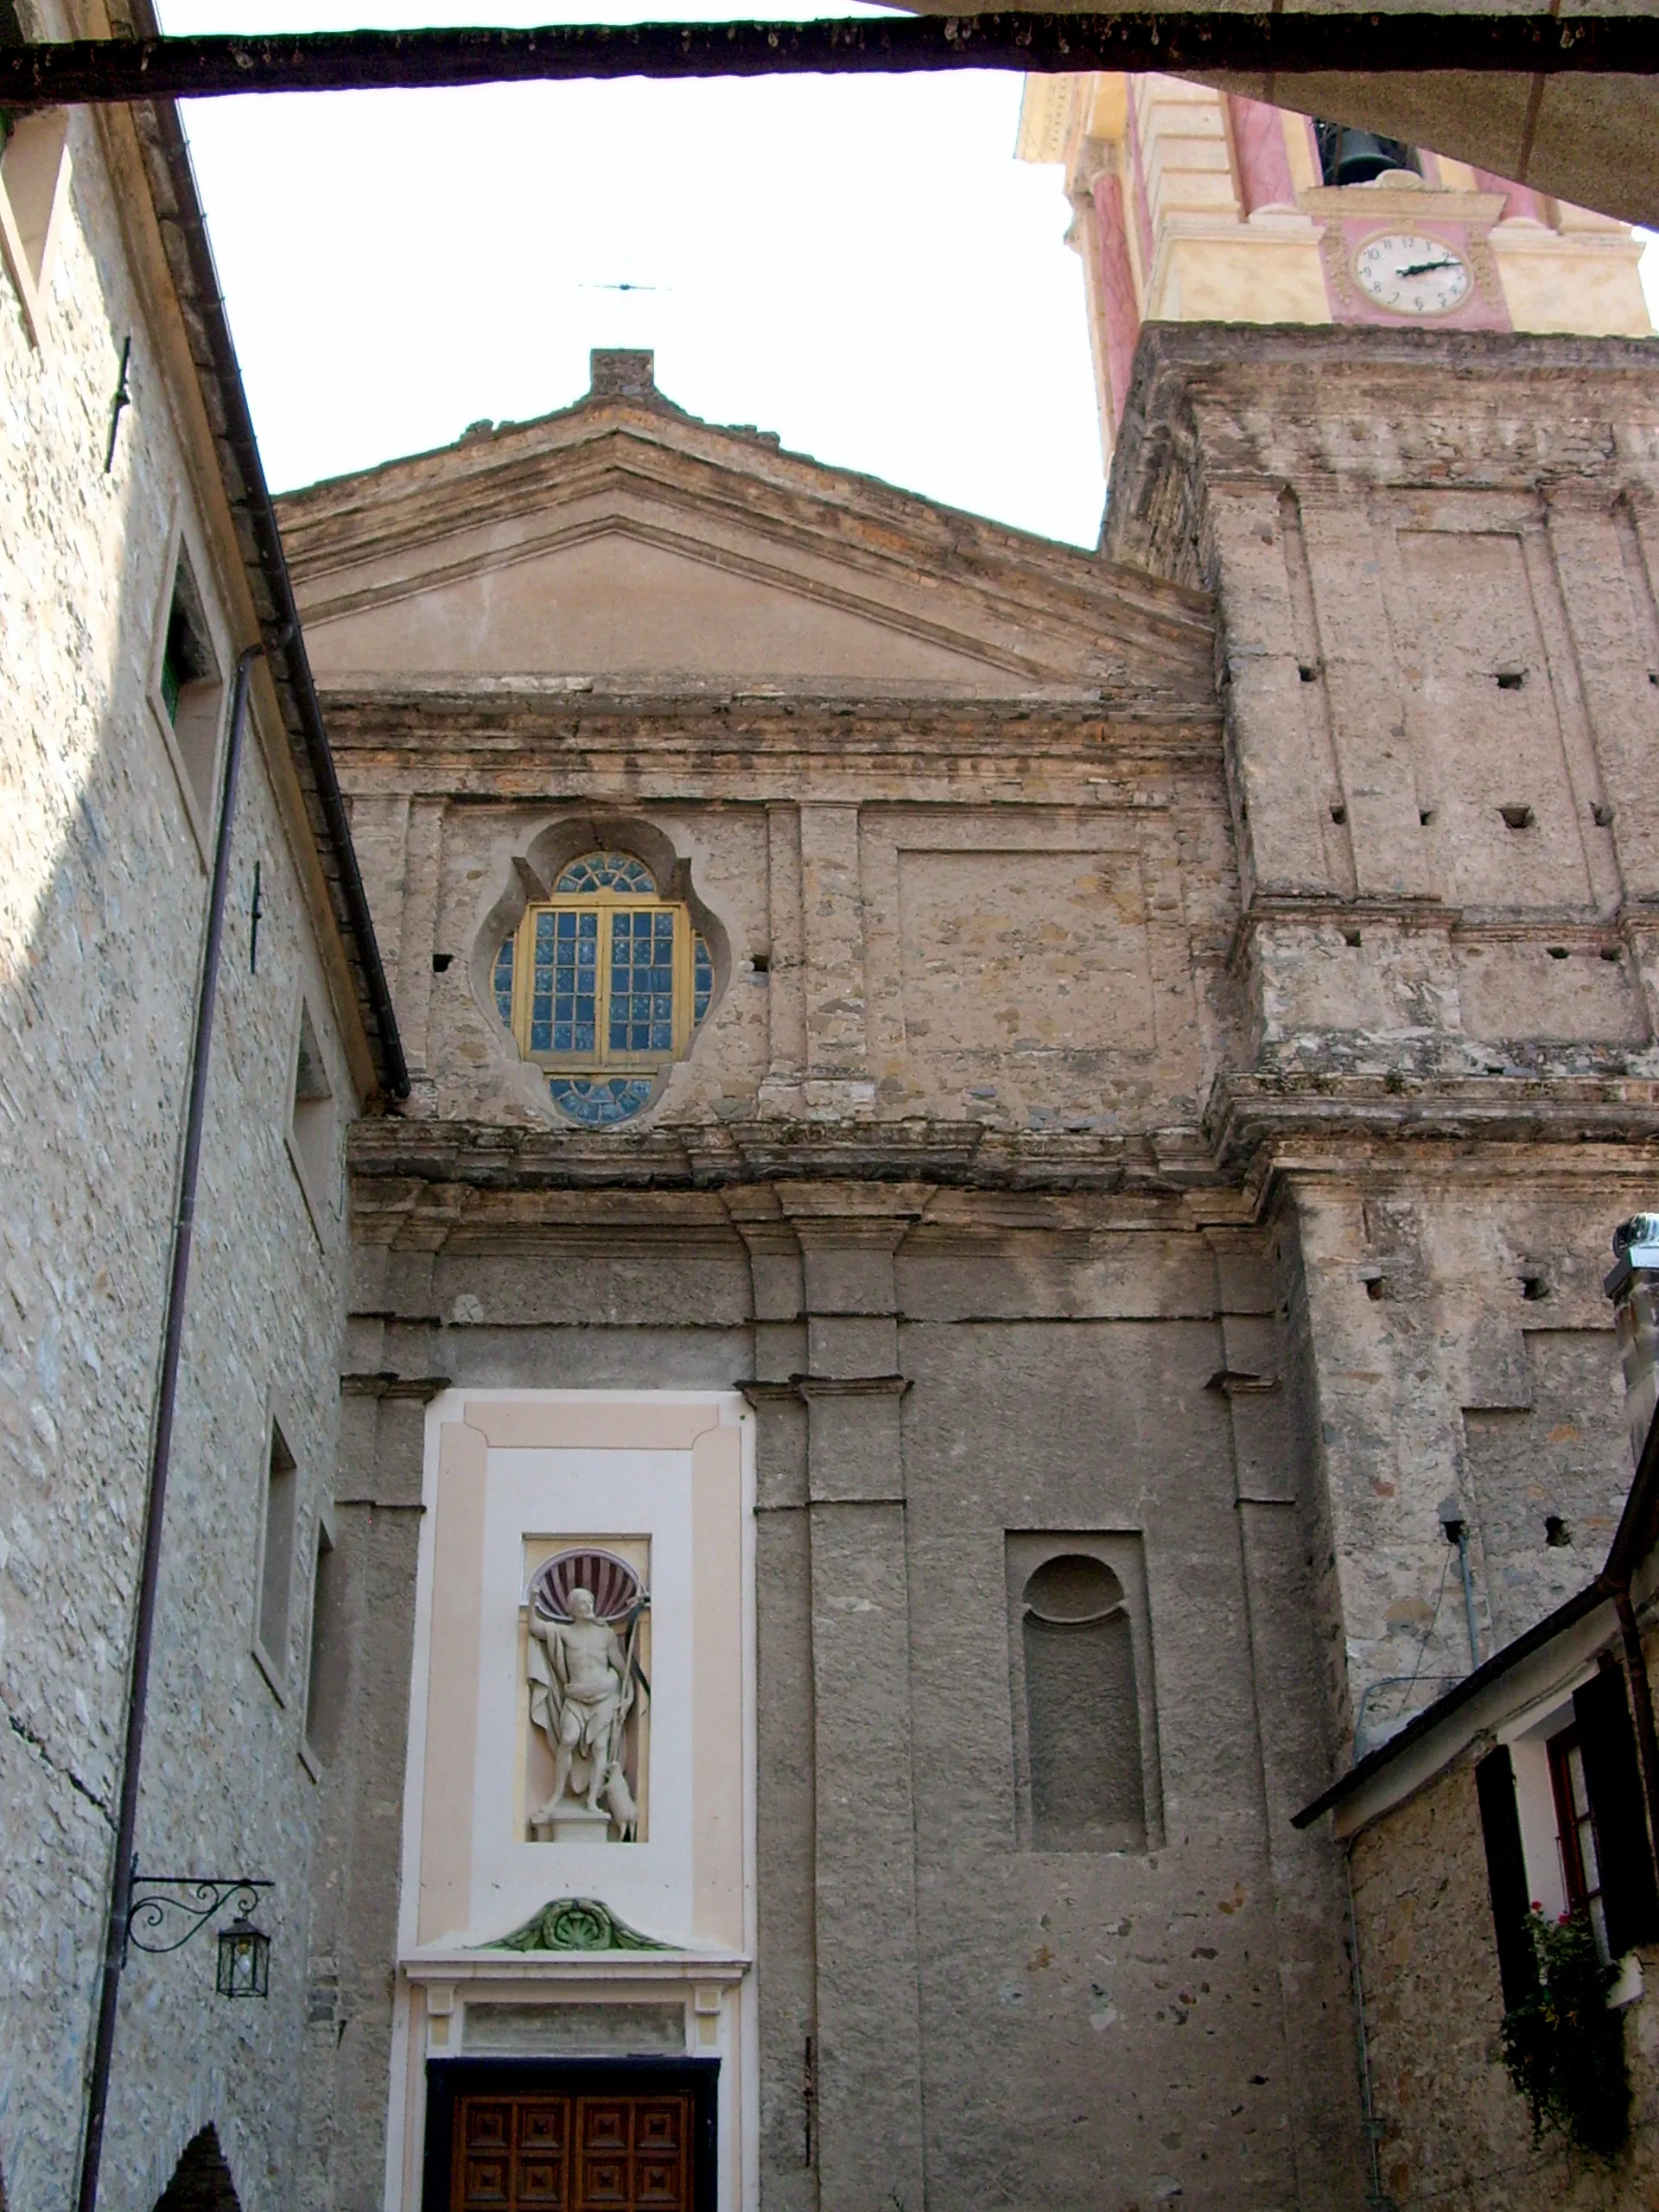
[321,710,1241,1145]
[0,39,362,2212]
[1351,1739,1659,2209]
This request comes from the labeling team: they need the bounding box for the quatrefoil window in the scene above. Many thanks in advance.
[492,852,714,1128]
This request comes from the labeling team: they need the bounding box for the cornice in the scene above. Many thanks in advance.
[317,687,1217,729]
[1205,1069,1659,1176]
[1223,898,1640,976]
[347,1115,1217,1200]
[346,1081,1659,1236]
[316,696,1224,803]
[1103,327,1659,588]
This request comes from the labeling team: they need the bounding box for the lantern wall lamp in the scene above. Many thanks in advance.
[124,1859,274,1998]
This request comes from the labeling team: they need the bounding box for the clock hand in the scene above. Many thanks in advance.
[1399,258,1459,276]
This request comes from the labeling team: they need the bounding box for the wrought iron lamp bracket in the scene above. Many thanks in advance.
[124,1860,272,1957]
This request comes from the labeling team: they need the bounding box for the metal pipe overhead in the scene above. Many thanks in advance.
[3,16,1657,107]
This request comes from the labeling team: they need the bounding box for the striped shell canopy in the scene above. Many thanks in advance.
[530,1547,645,1624]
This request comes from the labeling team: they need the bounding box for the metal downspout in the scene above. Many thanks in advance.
[75,644,261,2212]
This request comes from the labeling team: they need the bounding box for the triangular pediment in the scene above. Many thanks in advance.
[276,360,1211,702]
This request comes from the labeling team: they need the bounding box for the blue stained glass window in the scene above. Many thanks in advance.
[609,909,677,1054]
[549,1076,655,1127]
[555,852,657,895]
[530,907,597,1053]
[693,935,714,1025]
[493,936,515,1027]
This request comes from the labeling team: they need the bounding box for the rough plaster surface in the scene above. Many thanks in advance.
[0,74,359,2212]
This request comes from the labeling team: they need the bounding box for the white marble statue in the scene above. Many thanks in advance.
[527,1586,639,1840]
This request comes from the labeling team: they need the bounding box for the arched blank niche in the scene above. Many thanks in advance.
[1007,1535,1160,1854]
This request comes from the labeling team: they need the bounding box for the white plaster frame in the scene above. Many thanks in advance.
[389,1389,759,2212]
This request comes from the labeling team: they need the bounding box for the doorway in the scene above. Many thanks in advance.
[423,2060,718,2212]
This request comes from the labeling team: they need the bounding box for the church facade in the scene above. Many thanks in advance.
[280,319,1659,2212]
[7,27,1659,2212]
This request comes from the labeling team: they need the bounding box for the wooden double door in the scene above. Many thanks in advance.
[439,2074,704,2212]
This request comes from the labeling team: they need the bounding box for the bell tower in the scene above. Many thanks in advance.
[1017,72,1651,471]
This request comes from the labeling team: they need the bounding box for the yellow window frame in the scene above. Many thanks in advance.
[509,893,696,1072]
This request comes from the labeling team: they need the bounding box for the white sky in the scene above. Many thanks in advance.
[158,3,1659,551]
[158,0,1110,546]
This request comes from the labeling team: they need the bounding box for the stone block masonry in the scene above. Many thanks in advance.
[0,18,374,2208]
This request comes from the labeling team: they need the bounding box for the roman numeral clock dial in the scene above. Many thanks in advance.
[1353,232,1473,316]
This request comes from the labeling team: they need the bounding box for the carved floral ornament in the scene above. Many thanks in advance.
[485,1897,671,1954]
[524,1548,651,1844]
[476,823,728,1128]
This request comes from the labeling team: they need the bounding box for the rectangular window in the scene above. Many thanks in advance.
[151,548,226,840]
[256,1423,297,1691]
[287,1001,338,1232]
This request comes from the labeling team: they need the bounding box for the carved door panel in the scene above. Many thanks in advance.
[453,2094,692,2212]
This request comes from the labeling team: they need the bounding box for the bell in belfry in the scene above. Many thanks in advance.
[1331,128,1405,186]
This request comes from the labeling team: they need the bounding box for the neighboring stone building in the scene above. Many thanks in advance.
[1017,71,1651,468]
[0,8,400,2209]
[1295,1221,1659,2209]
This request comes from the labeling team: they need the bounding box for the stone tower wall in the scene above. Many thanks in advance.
[1107,326,1659,1746]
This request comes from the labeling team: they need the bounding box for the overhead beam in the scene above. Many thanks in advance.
[3,16,1657,107]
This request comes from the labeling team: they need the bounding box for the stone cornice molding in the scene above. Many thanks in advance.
[347,1116,1190,1197]
[1223,899,1642,976]
[1206,1070,1659,1175]
[318,685,1219,735]
[346,1087,1659,1236]
[737,1376,911,1406]
[1106,327,1659,568]
[340,1370,453,1402]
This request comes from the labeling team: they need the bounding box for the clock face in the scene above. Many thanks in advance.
[1353,232,1473,317]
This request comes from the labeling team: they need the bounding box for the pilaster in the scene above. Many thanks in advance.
[798,803,873,1120]
[734,1185,927,2212]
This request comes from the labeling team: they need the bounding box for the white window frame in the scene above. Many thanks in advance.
[1500,1672,1647,2003]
